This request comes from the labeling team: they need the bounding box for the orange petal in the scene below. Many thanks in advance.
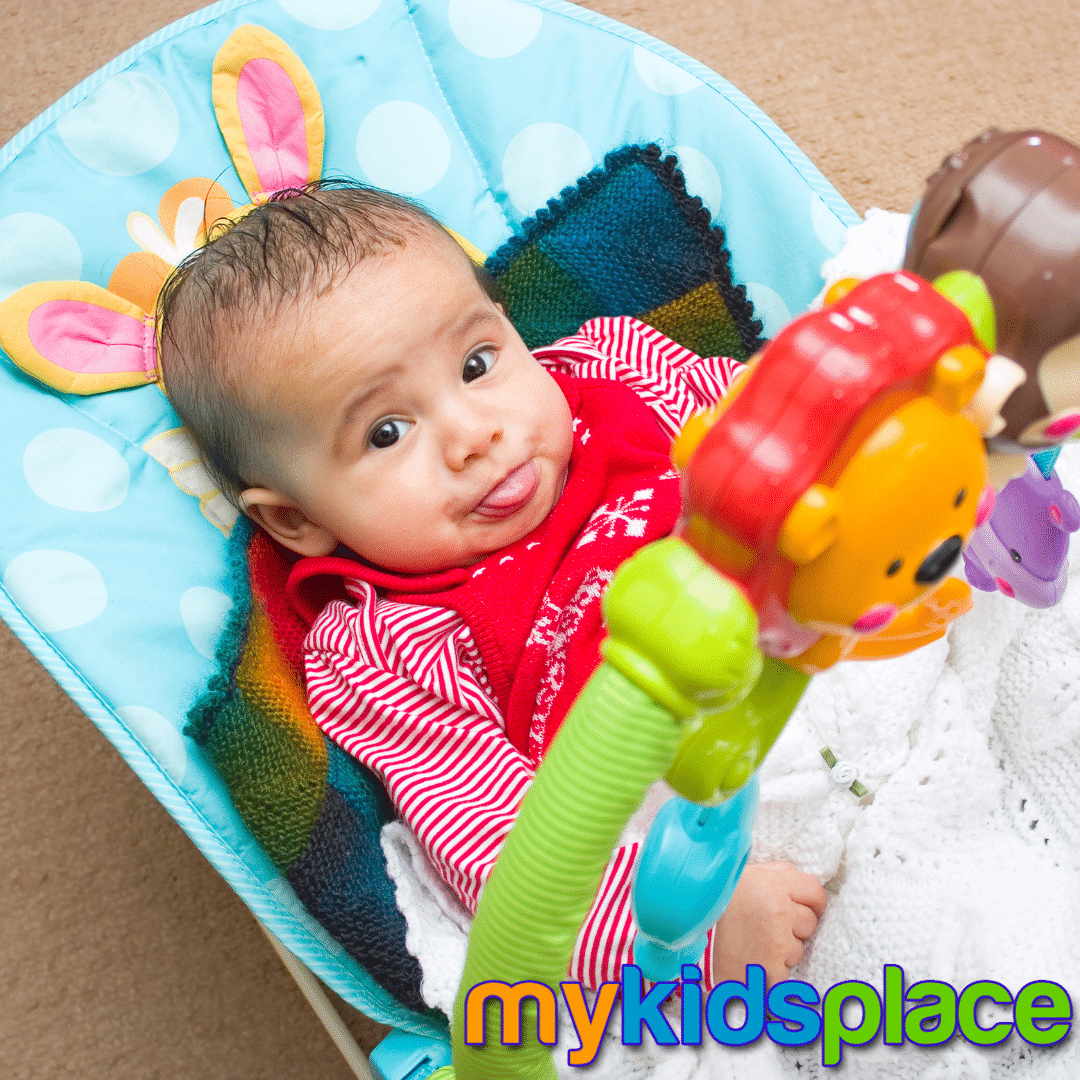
[158,177,235,245]
[109,251,173,311]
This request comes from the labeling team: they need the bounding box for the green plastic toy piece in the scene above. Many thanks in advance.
[665,656,809,804]
[601,537,762,720]
[601,535,806,806]
[933,270,997,353]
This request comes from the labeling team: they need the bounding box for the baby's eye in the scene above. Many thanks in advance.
[368,418,413,449]
[463,348,496,383]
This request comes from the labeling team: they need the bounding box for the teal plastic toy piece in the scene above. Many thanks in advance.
[370,1031,452,1080]
[631,653,809,984]
[1032,447,1063,478]
[632,777,759,982]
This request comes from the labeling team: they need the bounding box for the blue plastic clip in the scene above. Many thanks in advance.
[370,1030,452,1080]
[1032,447,1062,479]
[632,777,759,982]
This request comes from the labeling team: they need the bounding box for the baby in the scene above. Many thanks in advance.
[158,180,826,993]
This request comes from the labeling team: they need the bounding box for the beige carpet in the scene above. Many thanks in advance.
[2,1,1078,1077]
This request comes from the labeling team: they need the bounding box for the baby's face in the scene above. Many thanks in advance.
[255,237,574,573]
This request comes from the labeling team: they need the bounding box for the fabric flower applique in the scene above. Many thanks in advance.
[0,25,329,535]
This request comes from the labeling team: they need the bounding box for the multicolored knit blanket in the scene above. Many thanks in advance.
[184,143,764,1013]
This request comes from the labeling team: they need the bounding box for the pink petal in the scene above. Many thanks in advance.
[236,57,310,195]
[28,300,147,375]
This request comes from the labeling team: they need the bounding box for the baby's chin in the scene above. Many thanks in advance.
[454,465,567,567]
[453,514,549,568]
[354,519,546,575]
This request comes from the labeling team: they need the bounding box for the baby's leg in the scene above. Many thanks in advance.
[710,862,827,986]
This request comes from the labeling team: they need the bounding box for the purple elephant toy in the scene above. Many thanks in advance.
[963,456,1080,608]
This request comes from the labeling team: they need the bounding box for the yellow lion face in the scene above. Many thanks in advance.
[783,394,988,635]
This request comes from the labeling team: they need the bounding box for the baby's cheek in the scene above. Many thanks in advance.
[552,391,575,459]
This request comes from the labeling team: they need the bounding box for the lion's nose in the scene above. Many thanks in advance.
[915,535,963,584]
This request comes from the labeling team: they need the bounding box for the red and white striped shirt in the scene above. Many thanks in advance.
[304,318,742,989]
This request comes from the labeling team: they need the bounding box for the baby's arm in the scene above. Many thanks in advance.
[533,316,744,441]
[304,592,642,986]
[710,861,827,986]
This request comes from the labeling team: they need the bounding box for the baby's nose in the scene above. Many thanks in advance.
[444,406,502,468]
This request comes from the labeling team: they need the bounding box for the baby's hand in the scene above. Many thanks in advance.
[710,861,827,987]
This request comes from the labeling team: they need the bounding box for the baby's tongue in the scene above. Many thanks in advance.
[479,462,537,510]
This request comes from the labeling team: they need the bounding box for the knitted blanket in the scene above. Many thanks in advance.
[488,143,764,361]
[185,520,430,1014]
[184,143,765,1018]
[386,211,1080,1078]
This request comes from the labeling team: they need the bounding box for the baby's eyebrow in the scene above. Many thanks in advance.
[333,375,395,456]
[452,304,501,338]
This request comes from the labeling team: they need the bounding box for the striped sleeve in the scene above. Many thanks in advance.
[569,845,718,991]
[532,316,745,440]
[304,584,697,988]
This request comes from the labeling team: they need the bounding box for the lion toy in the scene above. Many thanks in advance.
[672,269,993,680]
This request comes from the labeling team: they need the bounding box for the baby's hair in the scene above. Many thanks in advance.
[157,178,501,508]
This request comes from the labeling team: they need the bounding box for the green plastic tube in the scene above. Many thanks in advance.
[451,661,682,1079]
[449,538,763,1078]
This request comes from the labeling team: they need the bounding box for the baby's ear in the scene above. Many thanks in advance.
[240,487,336,557]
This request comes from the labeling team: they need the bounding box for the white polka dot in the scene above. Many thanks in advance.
[632,46,701,96]
[3,549,107,632]
[672,146,722,214]
[745,282,792,338]
[23,428,129,512]
[448,0,543,58]
[811,194,848,255]
[502,123,592,215]
[56,73,179,176]
[356,102,452,196]
[180,586,233,660]
[278,0,381,28]
[0,214,82,301]
[116,705,187,780]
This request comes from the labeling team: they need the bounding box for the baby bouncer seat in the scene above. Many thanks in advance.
[0,0,859,1074]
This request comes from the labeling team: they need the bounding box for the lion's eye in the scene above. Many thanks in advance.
[887,558,904,577]
[954,488,967,508]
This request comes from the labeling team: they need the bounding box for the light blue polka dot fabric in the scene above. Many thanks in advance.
[0,0,858,1032]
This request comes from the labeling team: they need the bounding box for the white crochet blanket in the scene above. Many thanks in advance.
[382,213,1080,1077]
